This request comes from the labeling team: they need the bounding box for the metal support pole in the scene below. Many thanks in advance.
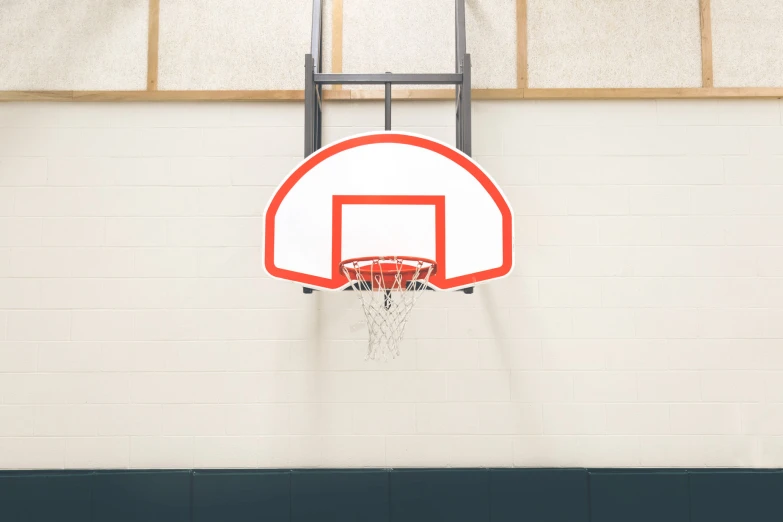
[308,0,323,155]
[304,54,315,157]
[455,0,467,68]
[461,54,472,156]
[384,78,392,131]
[310,0,322,71]
[456,87,462,151]
[455,0,467,153]
[315,85,322,150]
[455,0,460,72]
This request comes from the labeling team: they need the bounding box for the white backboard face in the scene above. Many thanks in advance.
[263,132,514,291]
[341,204,437,262]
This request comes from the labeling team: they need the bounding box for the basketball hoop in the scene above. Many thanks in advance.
[339,256,436,360]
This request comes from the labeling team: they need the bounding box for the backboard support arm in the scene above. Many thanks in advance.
[306,0,471,157]
[304,0,474,294]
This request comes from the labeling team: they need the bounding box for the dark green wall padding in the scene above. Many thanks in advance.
[0,468,781,521]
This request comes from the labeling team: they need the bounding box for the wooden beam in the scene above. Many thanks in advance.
[342,88,455,100]
[147,0,160,90]
[0,90,305,102]
[478,89,526,100]
[2,88,783,103]
[524,88,711,99]
[691,87,783,98]
[699,0,714,87]
[331,0,344,90]
[334,88,526,101]
[517,0,528,88]
[321,89,351,100]
[522,88,783,99]
[71,90,305,101]
[0,91,75,102]
[342,88,783,101]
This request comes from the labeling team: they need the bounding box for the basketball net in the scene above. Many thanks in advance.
[340,257,435,360]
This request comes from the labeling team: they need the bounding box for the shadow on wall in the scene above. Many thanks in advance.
[298,291,327,461]
[480,284,513,371]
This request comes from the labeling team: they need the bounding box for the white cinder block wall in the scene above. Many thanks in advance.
[1,99,782,469]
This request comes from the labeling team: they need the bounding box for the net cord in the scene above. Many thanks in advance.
[341,257,434,360]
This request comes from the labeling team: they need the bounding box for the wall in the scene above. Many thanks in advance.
[1,99,783,470]
[0,0,149,90]
[338,0,518,89]
[712,0,783,87]
[3,0,783,98]
[527,0,702,88]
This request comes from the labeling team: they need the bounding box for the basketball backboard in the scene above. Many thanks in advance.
[263,131,514,292]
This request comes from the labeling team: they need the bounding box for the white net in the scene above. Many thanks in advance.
[340,256,435,360]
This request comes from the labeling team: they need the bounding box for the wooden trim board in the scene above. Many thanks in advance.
[516,0,527,88]
[0,91,307,102]
[73,90,306,101]
[340,89,455,100]
[339,89,526,100]
[332,89,525,100]
[0,91,76,102]
[522,88,783,99]
[699,0,714,87]
[331,0,344,90]
[3,88,782,102]
[147,0,160,91]
[339,87,783,100]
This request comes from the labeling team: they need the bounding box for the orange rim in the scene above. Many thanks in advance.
[339,256,437,290]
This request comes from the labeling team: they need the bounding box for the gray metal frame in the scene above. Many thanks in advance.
[302,0,474,294]
[305,0,472,157]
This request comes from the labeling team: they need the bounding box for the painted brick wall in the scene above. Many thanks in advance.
[0,99,782,469]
